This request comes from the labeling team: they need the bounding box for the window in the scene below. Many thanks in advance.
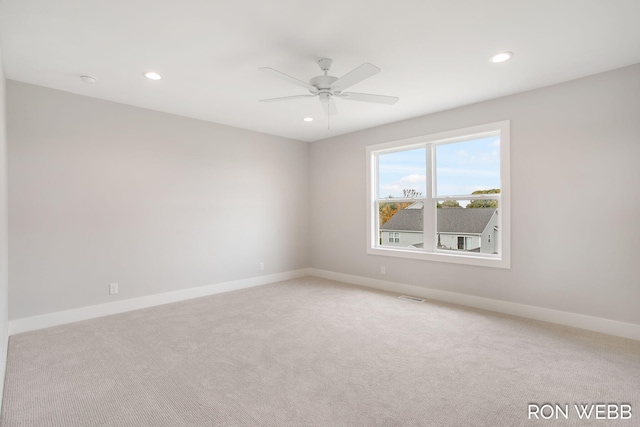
[366,121,510,268]
[457,236,465,250]
[387,232,400,243]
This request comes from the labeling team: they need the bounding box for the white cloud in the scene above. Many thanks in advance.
[380,174,427,197]
[378,164,425,174]
[437,168,499,178]
[398,174,426,184]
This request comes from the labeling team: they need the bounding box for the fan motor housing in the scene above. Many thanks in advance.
[309,75,338,92]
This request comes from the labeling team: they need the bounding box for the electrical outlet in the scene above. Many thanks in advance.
[259,262,265,271]
[381,266,386,275]
[109,283,118,295]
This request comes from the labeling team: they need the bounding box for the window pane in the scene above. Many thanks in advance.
[435,136,500,197]
[377,147,426,199]
[436,200,498,254]
[378,200,423,248]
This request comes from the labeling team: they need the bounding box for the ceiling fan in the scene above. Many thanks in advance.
[259,58,399,115]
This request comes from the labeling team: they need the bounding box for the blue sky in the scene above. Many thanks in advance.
[378,136,500,199]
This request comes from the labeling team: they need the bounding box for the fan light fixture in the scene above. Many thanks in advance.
[303,117,313,122]
[490,52,513,63]
[144,71,162,80]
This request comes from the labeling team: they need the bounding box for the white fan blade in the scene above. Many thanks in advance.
[338,92,399,105]
[331,63,380,92]
[260,67,318,93]
[260,94,317,102]
[321,97,338,115]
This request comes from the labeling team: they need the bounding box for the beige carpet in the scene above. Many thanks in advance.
[1,277,639,426]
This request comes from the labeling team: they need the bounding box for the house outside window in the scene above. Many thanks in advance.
[387,232,400,243]
[367,121,510,268]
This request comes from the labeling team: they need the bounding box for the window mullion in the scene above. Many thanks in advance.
[423,144,435,252]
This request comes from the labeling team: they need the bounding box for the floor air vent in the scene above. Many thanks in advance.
[398,295,425,303]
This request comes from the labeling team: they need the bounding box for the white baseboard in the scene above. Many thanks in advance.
[308,268,640,341]
[10,268,639,341]
[9,269,311,335]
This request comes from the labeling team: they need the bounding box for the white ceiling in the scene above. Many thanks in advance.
[1,0,639,142]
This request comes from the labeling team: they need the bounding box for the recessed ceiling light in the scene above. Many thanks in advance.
[490,52,513,63]
[303,117,314,122]
[80,75,96,84]
[144,71,162,80]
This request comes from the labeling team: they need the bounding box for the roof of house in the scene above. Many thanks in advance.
[381,207,496,234]
[438,208,497,234]
[381,208,423,231]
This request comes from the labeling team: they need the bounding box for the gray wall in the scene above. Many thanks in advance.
[0,43,9,402]
[7,81,309,320]
[6,65,640,328]
[309,64,640,325]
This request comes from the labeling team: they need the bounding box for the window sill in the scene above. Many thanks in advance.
[367,246,510,269]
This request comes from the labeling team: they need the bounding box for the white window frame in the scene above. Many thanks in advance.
[366,120,511,269]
